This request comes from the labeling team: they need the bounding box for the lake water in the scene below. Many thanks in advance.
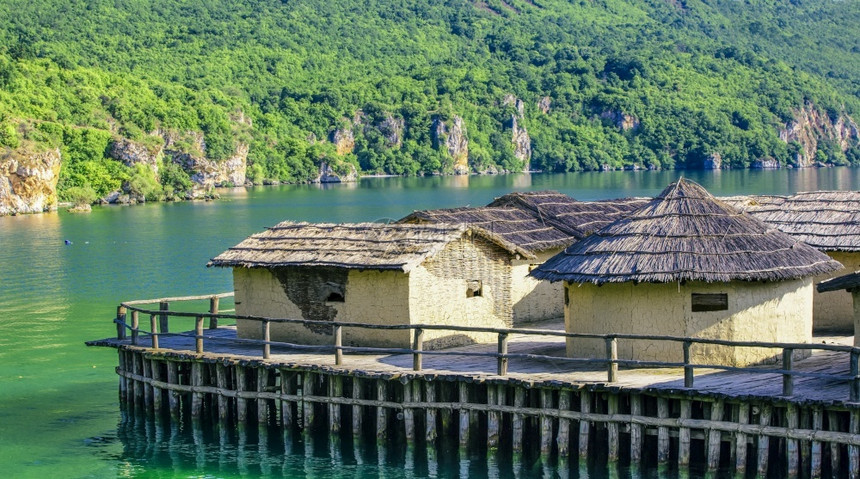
[2,168,859,478]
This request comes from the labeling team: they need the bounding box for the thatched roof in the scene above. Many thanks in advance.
[723,191,860,252]
[399,206,573,255]
[209,222,531,272]
[817,271,860,293]
[489,191,649,238]
[531,179,842,284]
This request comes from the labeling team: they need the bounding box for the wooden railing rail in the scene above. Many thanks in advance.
[113,298,860,401]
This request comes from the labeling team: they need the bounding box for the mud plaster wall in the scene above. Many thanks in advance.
[409,235,512,348]
[565,279,812,367]
[812,251,858,332]
[511,248,565,325]
[232,267,410,347]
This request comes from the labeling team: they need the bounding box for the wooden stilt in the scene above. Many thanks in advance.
[191,361,204,419]
[301,372,313,430]
[118,350,128,402]
[258,368,271,424]
[216,364,229,421]
[376,380,387,440]
[512,386,525,454]
[707,400,723,471]
[329,375,342,433]
[579,390,591,459]
[143,357,155,410]
[829,411,842,477]
[457,382,468,448]
[604,393,618,463]
[404,381,416,443]
[487,384,500,449]
[811,408,823,479]
[678,399,691,467]
[850,410,859,479]
[735,403,750,474]
[786,404,799,477]
[657,397,670,465]
[151,359,163,412]
[280,370,294,429]
[757,404,772,477]
[236,366,249,423]
[132,353,144,407]
[351,377,362,436]
[801,408,811,477]
[540,389,553,456]
[167,361,180,419]
[630,393,643,465]
[557,390,571,457]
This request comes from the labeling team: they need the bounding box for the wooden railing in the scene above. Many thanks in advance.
[113,293,860,401]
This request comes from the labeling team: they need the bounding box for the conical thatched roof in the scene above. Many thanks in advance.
[399,206,573,254]
[532,179,842,284]
[723,191,860,252]
[209,221,531,272]
[489,190,649,238]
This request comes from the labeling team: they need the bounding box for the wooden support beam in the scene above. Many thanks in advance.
[606,337,618,382]
[512,387,525,454]
[208,296,219,329]
[735,402,750,474]
[707,399,724,471]
[757,404,772,477]
[151,359,163,412]
[413,328,423,372]
[540,389,553,456]
[678,399,691,467]
[850,409,859,479]
[159,301,169,334]
[607,393,619,462]
[829,411,841,476]
[404,381,416,444]
[143,358,154,410]
[497,333,508,376]
[352,377,362,436]
[131,311,139,345]
[787,404,799,477]
[118,350,128,402]
[487,384,500,449]
[657,397,670,465]
[557,390,571,457]
[376,380,387,440]
[258,369,271,424]
[783,348,794,396]
[457,382,468,448]
[116,305,127,340]
[811,408,823,479]
[191,362,204,419]
[132,354,143,407]
[237,366,249,423]
[329,375,342,433]
[301,372,313,430]
[630,393,643,465]
[167,360,180,419]
[195,317,204,353]
[216,364,229,422]
[579,390,591,459]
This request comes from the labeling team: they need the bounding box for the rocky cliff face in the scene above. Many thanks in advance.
[779,104,860,167]
[170,143,248,196]
[0,147,62,215]
[376,114,404,148]
[109,138,163,174]
[433,116,469,174]
[504,95,532,171]
[313,161,358,183]
[332,128,355,155]
[600,110,640,131]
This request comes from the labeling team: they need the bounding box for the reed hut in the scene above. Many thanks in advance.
[817,271,860,346]
[209,222,532,349]
[725,191,860,332]
[399,207,574,324]
[532,179,842,366]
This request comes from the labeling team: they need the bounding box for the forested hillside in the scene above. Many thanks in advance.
[0,0,858,207]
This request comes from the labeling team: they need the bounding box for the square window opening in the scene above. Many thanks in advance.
[691,293,728,312]
[466,280,483,298]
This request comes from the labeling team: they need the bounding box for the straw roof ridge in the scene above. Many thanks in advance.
[209,221,532,271]
[531,179,842,284]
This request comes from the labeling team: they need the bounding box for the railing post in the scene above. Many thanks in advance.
[131,310,139,345]
[334,325,343,365]
[782,348,794,396]
[209,296,219,329]
[159,301,169,334]
[262,319,270,359]
[683,340,694,388]
[195,316,204,354]
[851,351,860,402]
[606,336,618,382]
[116,305,127,340]
[150,314,159,349]
[498,332,509,376]
[413,328,423,372]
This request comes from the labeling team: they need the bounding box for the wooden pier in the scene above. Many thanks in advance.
[87,294,860,477]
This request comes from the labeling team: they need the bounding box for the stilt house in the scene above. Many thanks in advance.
[532,179,842,366]
[209,222,539,349]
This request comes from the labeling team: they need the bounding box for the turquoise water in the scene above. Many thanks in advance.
[1,169,859,478]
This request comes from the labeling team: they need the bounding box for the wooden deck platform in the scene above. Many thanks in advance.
[90,318,858,406]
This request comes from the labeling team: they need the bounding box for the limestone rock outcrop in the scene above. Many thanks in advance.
[313,161,358,183]
[109,138,163,175]
[600,110,640,131]
[432,116,470,174]
[703,153,722,170]
[779,104,860,167]
[332,128,355,155]
[504,95,532,171]
[0,147,62,215]
[169,142,248,196]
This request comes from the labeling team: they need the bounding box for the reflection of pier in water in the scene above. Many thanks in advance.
[87,296,860,478]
